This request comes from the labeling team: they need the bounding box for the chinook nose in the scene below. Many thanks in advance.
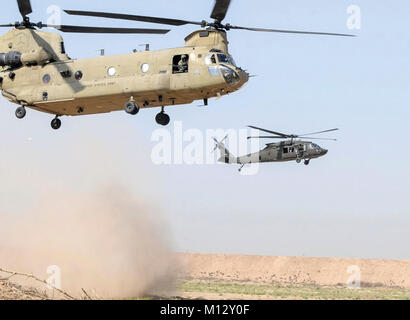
[322,149,328,156]
[237,69,249,86]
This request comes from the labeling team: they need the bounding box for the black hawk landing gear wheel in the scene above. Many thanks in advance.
[304,159,311,166]
[51,117,62,130]
[124,101,140,115]
[156,111,170,126]
[15,107,26,119]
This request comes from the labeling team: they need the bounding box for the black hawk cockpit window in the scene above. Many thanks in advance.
[173,55,189,74]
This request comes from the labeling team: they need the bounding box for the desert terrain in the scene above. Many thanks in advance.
[174,254,410,300]
[1,253,409,300]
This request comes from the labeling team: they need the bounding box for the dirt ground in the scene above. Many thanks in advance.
[1,253,409,300]
[175,253,410,288]
[174,253,410,300]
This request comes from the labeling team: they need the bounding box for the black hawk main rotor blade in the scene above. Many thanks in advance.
[248,126,289,138]
[299,137,338,141]
[299,128,340,136]
[64,10,202,27]
[247,136,284,140]
[248,136,337,141]
[210,0,231,22]
[17,0,32,18]
[44,24,170,34]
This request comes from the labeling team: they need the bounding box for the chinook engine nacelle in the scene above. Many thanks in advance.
[0,49,52,68]
[0,51,22,68]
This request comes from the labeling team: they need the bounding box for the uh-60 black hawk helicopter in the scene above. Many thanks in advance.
[0,0,354,130]
[214,126,339,171]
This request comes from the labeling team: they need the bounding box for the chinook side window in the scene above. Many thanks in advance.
[60,42,66,54]
[173,55,189,74]
[205,54,217,65]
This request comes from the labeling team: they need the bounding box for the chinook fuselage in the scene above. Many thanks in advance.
[0,27,248,117]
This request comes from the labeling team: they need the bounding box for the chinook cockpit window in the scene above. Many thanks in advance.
[173,55,189,74]
[217,54,236,66]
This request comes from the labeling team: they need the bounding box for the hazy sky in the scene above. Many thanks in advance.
[0,0,409,260]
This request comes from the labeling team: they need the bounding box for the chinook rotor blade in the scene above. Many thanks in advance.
[228,25,355,37]
[17,0,32,18]
[248,126,289,138]
[44,24,170,34]
[299,128,339,136]
[210,0,231,22]
[65,6,355,37]
[64,10,202,27]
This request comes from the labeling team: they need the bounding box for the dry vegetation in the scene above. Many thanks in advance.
[178,281,410,300]
[0,281,48,300]
[173,253,410,300]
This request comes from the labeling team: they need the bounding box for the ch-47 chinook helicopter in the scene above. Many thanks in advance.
[0,0,354,130]
[214,126,339,171]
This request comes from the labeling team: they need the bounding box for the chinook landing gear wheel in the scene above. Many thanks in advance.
[296,158,302,164]
[125,101,140,115]
[156,110,170,126]
[51,117,62,130]
[15,107,26,119]
[304,159,311,166]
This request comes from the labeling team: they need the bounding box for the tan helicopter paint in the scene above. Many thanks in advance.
[185,29,229,53]
[0,28,248,116]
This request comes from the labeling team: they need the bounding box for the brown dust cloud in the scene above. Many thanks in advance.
[0,129,176,298]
